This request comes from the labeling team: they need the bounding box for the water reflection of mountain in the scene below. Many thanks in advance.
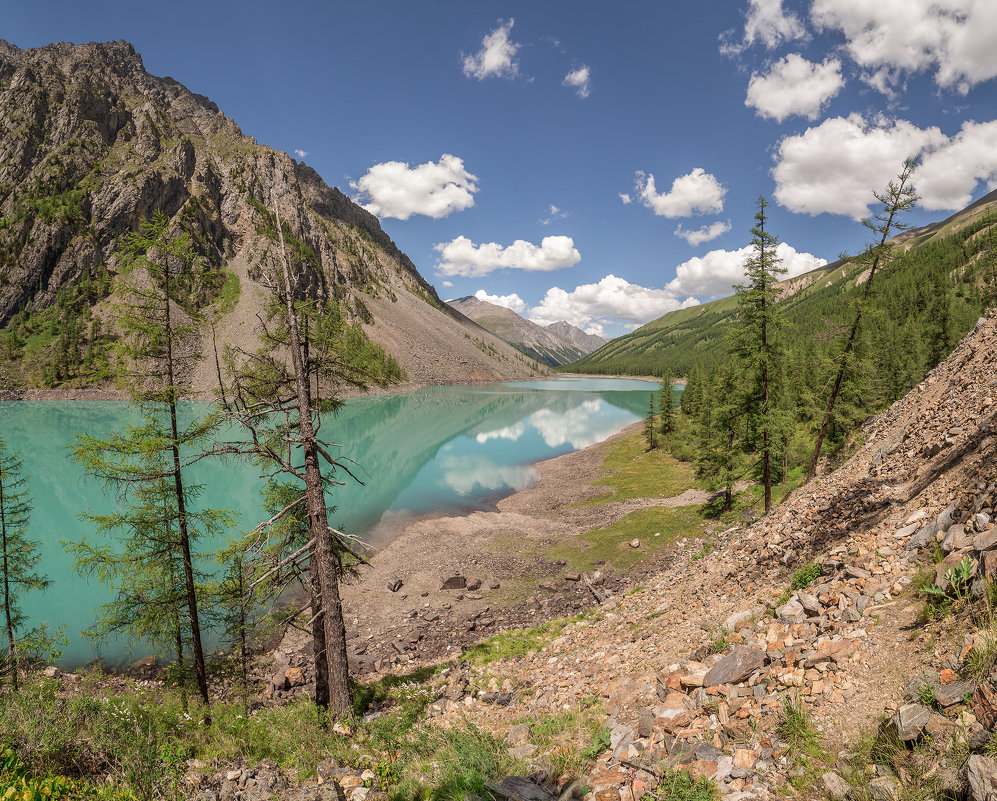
[321,384,652,535]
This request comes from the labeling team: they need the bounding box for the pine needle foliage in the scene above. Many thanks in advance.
[0,436,48,690]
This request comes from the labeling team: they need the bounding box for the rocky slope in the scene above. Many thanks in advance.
[433,309,997,799]
[546,319,607,353]
[447,296,593,367]
[0,40,542,392]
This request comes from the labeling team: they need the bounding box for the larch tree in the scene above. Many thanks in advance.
[643,393,658,451]
[216,197,395,720]
[0,436,48,691]
[808,159,919,481]
[694,365,742,513]
[730,196,786,514]
[658,371,675,435]
[70,212,229,712]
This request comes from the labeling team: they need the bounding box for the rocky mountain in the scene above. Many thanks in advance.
[544,320,606,353]
[447,295,590,367]
[0,40,545,392]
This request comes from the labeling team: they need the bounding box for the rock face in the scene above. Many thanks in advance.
[447,296,591,367]
[544,320,607,354]
[0,39,542,390]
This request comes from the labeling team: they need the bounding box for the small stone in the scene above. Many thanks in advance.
[637,708,654,738]
[895,703,930,740]
[387,578,403,592]
[466,578,482,591]
[441,576,466,590]
[629,539,641,549]
[507,723,531,747]
[821,771,850,801]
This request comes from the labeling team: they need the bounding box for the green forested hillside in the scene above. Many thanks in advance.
[570,204,997,390]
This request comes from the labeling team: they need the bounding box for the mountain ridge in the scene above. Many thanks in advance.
[0,39,547,392]
[447,295,603,367]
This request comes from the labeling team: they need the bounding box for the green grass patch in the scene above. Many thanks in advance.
[550,505,705,573]
[214,268,241,318]
[777,695,825,790]
[463,615,593,664]
[579,430,698,508]
[641,767,720,801]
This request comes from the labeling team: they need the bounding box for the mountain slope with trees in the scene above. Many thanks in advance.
[0,40,542,393]
[572,187,997,381]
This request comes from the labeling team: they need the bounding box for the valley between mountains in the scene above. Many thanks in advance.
[4,33,997,801]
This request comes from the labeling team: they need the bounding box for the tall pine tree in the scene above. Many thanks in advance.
[730,196,786,513]
[808,159,919,481]
[658,372,675,435]
[71,212,228,713]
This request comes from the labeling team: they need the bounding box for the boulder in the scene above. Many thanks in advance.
[868,776,898,801]
[703,646,766,687]
[440,576,466,591]
[966,755,997,801]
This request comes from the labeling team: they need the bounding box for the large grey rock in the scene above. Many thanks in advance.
[868,777,898,801]
[893,523,919,540]
[973,528,997,553]
[776,598,807,623]
[487,777,552,801]
[967,755,997,801]
[895,703,930,740]
[703,646,766,687]
[798,593,822,615]
[934,679,976,707]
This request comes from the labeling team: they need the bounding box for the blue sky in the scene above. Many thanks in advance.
[7,1,997,336]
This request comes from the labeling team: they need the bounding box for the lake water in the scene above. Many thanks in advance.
[0,376,661,666]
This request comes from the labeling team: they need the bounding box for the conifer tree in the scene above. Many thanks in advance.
[658,372,675,435]
[808,159,919,481]
[695,367,742,513]
[217,199,392,719]
[643,393,658,451]
[729,196,786,513]
[0,436,48,691]
[71,212,228,712]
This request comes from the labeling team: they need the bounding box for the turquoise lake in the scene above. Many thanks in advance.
[0,376,660,666]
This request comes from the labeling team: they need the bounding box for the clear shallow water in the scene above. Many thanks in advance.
[0,377,659,666]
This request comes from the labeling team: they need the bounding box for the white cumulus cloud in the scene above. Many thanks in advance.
[529,275,699,334]
[618,193,632,205]
[635,168,727,218]
[441,280,454,288]
[667,243,828,298]
[811,0,997,94]
[435,235,581,278]
[746,54,844,122]
[772,114,997,217]
[563,65,591,98]
[462,19,520,80]
[723,0,808,54]
[293,148,308,159]
[674,221,732,247]
[473,289,527,314]
[350,154,478,220]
